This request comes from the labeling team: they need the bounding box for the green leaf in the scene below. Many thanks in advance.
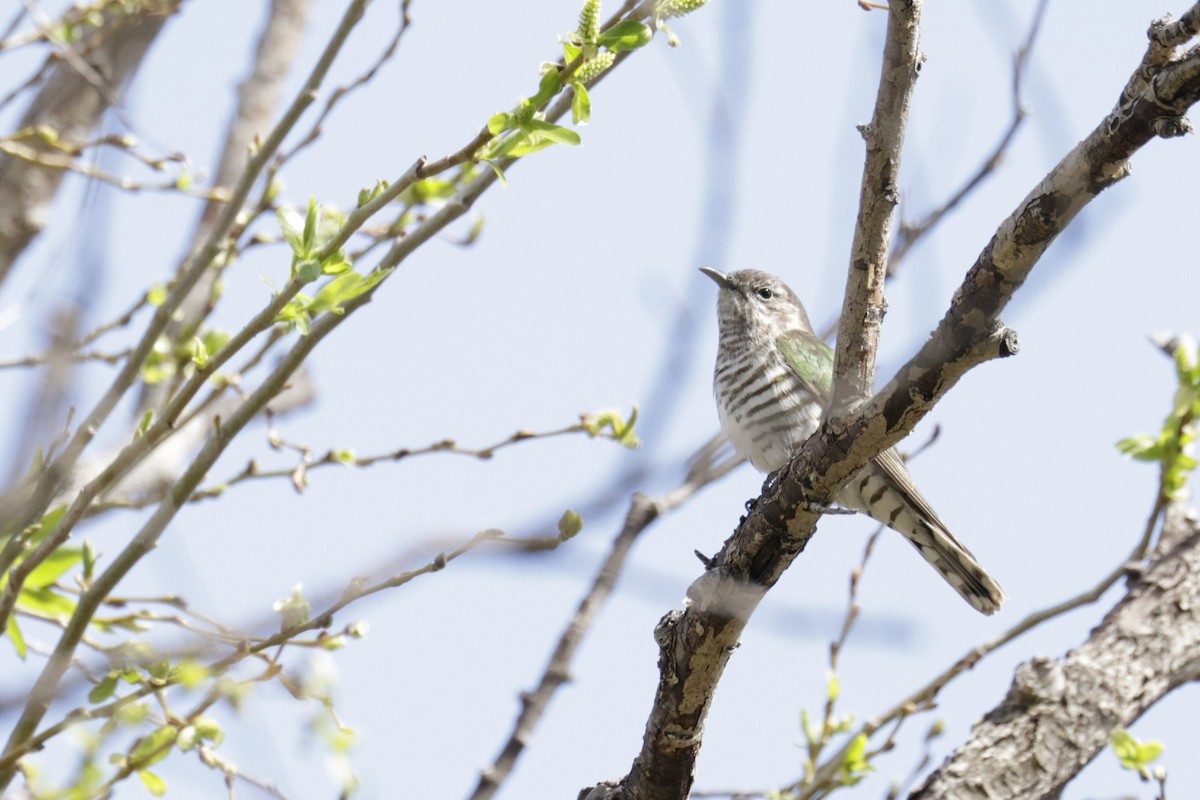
[82,547,109,591]
[522,118,581,145]
[322,255,352,276]
[826,672,840,703]
[529,67,563,108]
[200,329,231,358]
[17,586,77,620]
[306,270,390,316]
[130,725,177,766]
[296,258,322,284]
[572,81,591,125]
[558,509,583,539]
[800,708,820,747]
[277,208,306,254]
[146,283,167,307]
[137,410,154,437]
[26,505,67,547]
[186,336,209,368]
[597,20,653,51]
[487,112,512,135]
[1115,434,1159,461]
[839,732,873,786]
[357,178,390,208]
[1111,727,1166,778]
[137,769,167,797]
[5,615,26,659]
[172,658,211,689]
[24,545,83,589]
[302,196,318,253]
[89,673,120,704]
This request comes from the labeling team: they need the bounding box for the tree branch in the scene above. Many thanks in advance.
[911,510,1200,800]
[831,0,922,415]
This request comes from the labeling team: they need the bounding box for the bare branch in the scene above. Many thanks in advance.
[0,1,180,283]
[830,0,923,415]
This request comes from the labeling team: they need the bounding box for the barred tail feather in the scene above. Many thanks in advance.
[900,518,1006,615]
[843,449,1006,615]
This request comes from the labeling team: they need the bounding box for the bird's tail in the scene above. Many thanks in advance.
[843,450,1006,615]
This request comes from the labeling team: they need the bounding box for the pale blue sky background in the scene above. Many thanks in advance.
[2,1,1198,798]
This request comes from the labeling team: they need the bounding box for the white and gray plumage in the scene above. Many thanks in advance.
[702,267,1005,615]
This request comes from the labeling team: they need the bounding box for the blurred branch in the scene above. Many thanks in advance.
[0,525,557,774]
[0,0,385,636]
[0,348,129,369]
[0,1,180,284]
[471,438,740,800]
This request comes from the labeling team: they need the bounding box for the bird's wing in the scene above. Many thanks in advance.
[775,329,834,401]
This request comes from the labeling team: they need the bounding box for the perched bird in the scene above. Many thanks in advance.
[700,267,1005,615]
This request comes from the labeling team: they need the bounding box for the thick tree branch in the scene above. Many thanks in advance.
[911,508,1200,800]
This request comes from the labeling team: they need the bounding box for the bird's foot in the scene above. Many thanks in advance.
[800,500,857,516]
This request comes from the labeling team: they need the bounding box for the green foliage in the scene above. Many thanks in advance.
[577,0,601,45]
[356,178,390,207]
[580,406,640,448]
[273,195,392,335]
[277,196,351,282]
[137,768,167,796]
[2,505,84,659]
[838,733,873,787]
[1110,726,1166,780]
[558,509,584,539]
[1116,337,1200,500]
[596,20,654,52]
[139,326,231,383]
[479,2,654,167]
[145,282,167,307]
[275,268,391,335]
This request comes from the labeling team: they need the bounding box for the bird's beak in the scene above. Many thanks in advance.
[699,267,733,290]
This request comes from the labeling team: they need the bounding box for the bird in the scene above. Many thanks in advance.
[700,267,1005,615]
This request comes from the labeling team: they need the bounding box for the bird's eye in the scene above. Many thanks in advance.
[755,287,774,300]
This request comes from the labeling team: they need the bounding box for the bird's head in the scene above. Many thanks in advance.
[700,268,814,337]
